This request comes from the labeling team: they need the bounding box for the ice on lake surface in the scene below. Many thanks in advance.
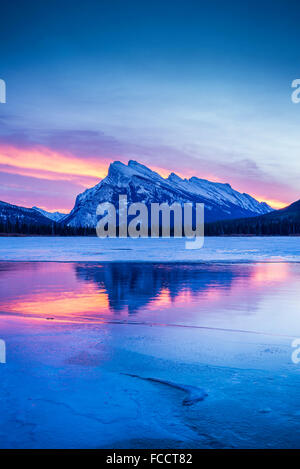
[0,237,300,448]
[0,235,300,262]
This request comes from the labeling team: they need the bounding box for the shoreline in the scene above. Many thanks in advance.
[1,233,300,238]
[1,237,299,263]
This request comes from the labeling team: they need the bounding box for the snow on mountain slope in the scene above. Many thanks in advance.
[63,161,273,228]
[32,206,67,222]
[0,201,54,226]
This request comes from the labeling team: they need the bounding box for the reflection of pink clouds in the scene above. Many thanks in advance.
[0,263,110,320]
[148,288,171,308]
[0,262,295,328]
[146,263,292,315]
[251,263,290,284]
[3,287,110,320]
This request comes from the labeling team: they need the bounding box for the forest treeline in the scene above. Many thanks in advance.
[1,217,300,236]
[205,218,300,236]
[0,219,96,236]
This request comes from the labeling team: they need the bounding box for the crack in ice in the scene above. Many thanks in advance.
[123,373,208,406]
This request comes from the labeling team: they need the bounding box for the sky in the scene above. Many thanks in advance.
[0,0,300,212]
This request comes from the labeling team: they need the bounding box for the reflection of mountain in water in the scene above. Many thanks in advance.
[75,263,243,314]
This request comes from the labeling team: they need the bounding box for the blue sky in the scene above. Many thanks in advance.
[0,0,299,210]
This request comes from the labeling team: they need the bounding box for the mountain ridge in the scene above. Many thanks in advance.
[32,206,67,222]
[63,160,273,227]
[206,198,300,235]
[0,200,54,227]
[0,160,277,232]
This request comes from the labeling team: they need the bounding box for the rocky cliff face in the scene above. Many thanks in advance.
[63,160,273,227]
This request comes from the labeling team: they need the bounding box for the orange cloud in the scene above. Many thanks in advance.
[0,144,109,182]
[0,162,100,186]
[0,143,289,212]
[254,197,288,210]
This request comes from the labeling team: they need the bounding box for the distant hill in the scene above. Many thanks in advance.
[205,199,300,235]
[32,206,67,222]
[0,200,93,235]
[0,200,53,227]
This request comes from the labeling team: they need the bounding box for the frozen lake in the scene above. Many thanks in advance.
[0,237,300,448]
[0,236,300,262]
[0,257,300,448]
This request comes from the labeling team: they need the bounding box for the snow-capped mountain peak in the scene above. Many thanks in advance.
[63,161,273,227]
[107,160,164,185]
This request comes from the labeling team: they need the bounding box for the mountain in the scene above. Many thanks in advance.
[63,160,273,227]
[206,199,300,235]
[0,201,54,227]
[0,200,96,235]
[266,199,300,221]
[32,206,66,222]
